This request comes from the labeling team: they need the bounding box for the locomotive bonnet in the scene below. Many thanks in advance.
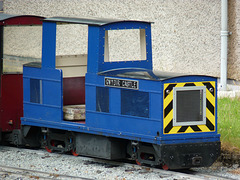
[1,14,221,170]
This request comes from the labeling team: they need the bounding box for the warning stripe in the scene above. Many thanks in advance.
[164,120,173,133]
[186,127,195,133]
[190,125,202,132]
[203,82,215,96]
[164,109,173,128]
[164,84,176,98]
[184,83,195,87]
[163,81,216,134]
[178,126,188,133]
[169,126,181,134]
[206,89,215,107]
[206,118,215,130]
[164,91,173,109]
[206,108,215,126]
[206,99,215,116]
[198,124,211,132]
[164,101,172,118]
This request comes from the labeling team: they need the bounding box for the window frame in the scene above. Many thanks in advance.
[173,86,206,126]
[104,29,147,62]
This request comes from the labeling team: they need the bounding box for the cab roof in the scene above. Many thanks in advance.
[43,16,152,26]
[0,13,44,25]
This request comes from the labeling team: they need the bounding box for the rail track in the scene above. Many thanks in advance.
[179,169,237,180]
[0,146,237,180]
[0,165,91,179]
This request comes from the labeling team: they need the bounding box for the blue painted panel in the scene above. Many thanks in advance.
[30,79,41,103]
[161,135,220,145]
[85,85,96,112]
[138,78,162,92]
[85,72,163,142]
[87,26,100,73]
[109,88,121,114]
[23,77,30,102]
[121,89,149,118]
[161,131,220,141]
[150,93,163,120]
[23,103,61,122]
[86,112,160,137]
[23,66,63,124]
[86,73,162,93]
[23,66,61,81]
[42,80,62,106]
[215,80,219,134]
[42,22,56,69]
[96,87,109,113]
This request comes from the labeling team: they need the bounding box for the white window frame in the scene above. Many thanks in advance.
[173,86,206,126]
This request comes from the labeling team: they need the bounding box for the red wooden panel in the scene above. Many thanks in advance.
[0,74,23,132]
[63,77,85,106]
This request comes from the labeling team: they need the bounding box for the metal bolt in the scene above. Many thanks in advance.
[209,88,214,92]
[166,90,170,94]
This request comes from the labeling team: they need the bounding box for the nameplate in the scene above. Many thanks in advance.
[105,77,138,90]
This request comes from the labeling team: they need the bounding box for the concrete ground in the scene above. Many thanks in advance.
[218,79,240,98]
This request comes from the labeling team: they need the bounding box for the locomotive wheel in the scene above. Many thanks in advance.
[45,140,55,153]
[136,159,142,166]
[45,146,52,153]
[162,164,169,170]
[71,148,79,156]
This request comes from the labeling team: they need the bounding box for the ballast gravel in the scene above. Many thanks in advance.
[0,146,239,180]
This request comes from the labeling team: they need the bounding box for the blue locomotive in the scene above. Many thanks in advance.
[6,16,220,170]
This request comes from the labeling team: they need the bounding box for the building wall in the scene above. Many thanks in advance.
[0,0,3,12]
[228,0,240,81]
[3,0,225,78]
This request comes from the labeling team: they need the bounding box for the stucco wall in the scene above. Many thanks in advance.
[0,0,3,12]
[3,0,223,77]
[228,0,240,81]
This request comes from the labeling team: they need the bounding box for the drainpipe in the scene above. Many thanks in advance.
[220,0,229,91]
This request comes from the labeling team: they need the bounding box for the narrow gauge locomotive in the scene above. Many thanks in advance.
[2,14,220,170]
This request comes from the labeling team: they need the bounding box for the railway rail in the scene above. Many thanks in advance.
[0,146,237,180]
[0,165,90,179]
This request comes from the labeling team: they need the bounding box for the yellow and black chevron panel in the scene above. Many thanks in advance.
[163,81,215,134]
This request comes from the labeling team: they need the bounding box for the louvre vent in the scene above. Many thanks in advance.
[173,86,206,126]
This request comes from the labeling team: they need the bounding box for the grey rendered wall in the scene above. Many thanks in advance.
[4,0,223,78]
[0,1,3,12]
[228,0,240,81]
